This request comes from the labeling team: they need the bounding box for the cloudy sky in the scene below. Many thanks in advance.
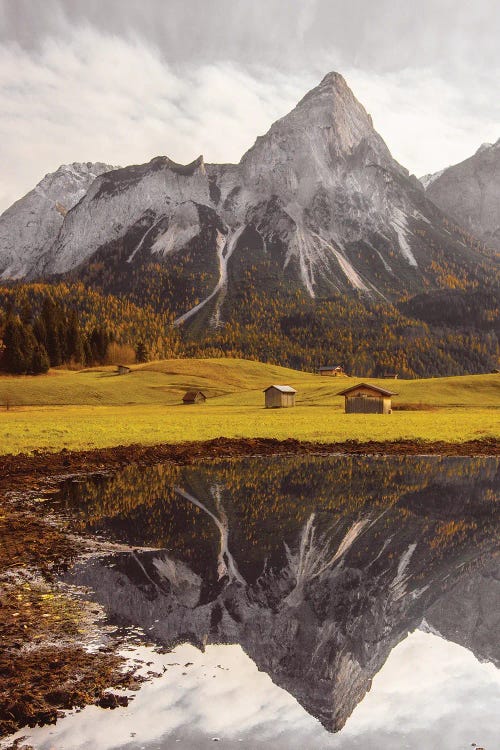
[1,0,500,212]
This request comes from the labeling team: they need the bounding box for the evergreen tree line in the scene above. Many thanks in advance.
[0,297,148,374]
[0,281,498,378]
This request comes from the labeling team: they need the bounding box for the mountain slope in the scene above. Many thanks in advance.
[0,162,117,279]
[424,140,500,250]
[0,74,494,327]
[42,72,493,318]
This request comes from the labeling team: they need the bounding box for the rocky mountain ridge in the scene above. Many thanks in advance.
[0,162,117,280]
[0,73,496,330]
[423,138,500,250]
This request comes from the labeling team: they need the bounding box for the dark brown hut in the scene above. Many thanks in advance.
[318,365,346,377]
[182,390,207,404]
[337,383,397,414]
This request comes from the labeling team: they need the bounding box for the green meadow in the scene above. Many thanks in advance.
[0,358,498,454]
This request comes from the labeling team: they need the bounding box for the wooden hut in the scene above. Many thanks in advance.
[182,390,207,404]
[318,365,346,377]
[337,383,397,414]
[116,364,131,375]
[263,385,297,408]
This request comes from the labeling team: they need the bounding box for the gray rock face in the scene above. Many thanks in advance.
[35,72,432,296]
[0,162,117,279]
[38,155,210,277]
[424,558,500,668]
[424,139,500,250]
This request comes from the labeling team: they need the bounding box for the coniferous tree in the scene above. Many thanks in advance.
[89,326,110,363]
[135,340,148,363]
[33,317,48,350]
[2,316,36,373]
[66,310,85,364]
[31,343,50,374]
[41,298,64,366]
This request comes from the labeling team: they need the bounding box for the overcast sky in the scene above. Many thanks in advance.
[1,0,500,212]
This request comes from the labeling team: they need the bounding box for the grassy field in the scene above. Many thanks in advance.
[0,358,499,454]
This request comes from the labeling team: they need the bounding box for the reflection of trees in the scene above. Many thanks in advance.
[56,455,499,574]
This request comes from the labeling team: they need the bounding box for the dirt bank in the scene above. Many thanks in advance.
[1,436,498,495]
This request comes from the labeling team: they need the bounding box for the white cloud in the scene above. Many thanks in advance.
[344,66,500,177]
[0,28,310,212]
[1,25,499,214]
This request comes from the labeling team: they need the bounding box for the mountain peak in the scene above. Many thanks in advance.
[319,70,353,91]
[240,71,382,178]
[319,70,348,87]
[288,71,377,149]
[297,71,359,107]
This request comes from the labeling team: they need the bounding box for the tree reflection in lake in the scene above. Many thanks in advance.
[54,454,499,735]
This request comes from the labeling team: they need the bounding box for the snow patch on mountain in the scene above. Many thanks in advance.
[390,208,418,267]
[311,232,371,293]
[211,225,245,327]
[419,169,446,190]
[284,205,318,297]
[390,542,417,600]
[174,225,244,327]
[151,202,200,258]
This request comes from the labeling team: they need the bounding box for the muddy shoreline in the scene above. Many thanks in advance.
[1,436,498,742]
[1,436,498,495]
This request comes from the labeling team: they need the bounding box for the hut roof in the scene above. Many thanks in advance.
[337,383,398,397]
[182,390,207,402]
[319,365,343,371]
[263,385,297,393]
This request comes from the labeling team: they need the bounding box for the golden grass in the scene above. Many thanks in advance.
[0,358,498,454]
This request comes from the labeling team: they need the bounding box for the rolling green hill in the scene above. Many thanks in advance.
[0,358,498,454]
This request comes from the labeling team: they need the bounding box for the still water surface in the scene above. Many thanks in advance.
[14,455,500,749]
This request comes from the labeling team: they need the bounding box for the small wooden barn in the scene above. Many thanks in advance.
[319,365,346,377]
[182,390,207,404]
[337,383,397,414]
[116,364,131,375]
[263,385,297,408]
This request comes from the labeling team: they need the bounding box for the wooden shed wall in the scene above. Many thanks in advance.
[345,395,392,414]
[265,390,295,408]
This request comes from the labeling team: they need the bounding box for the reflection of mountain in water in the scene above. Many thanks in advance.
[58,455,500,732]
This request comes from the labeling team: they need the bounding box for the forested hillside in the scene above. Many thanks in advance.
[0,280,498,377]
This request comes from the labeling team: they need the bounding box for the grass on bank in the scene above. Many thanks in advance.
[0,358,499,454]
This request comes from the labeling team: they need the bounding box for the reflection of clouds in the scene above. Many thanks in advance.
[342,630,500,748]
[9,631,500,750]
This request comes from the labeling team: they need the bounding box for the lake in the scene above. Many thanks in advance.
[10,454,500,749]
